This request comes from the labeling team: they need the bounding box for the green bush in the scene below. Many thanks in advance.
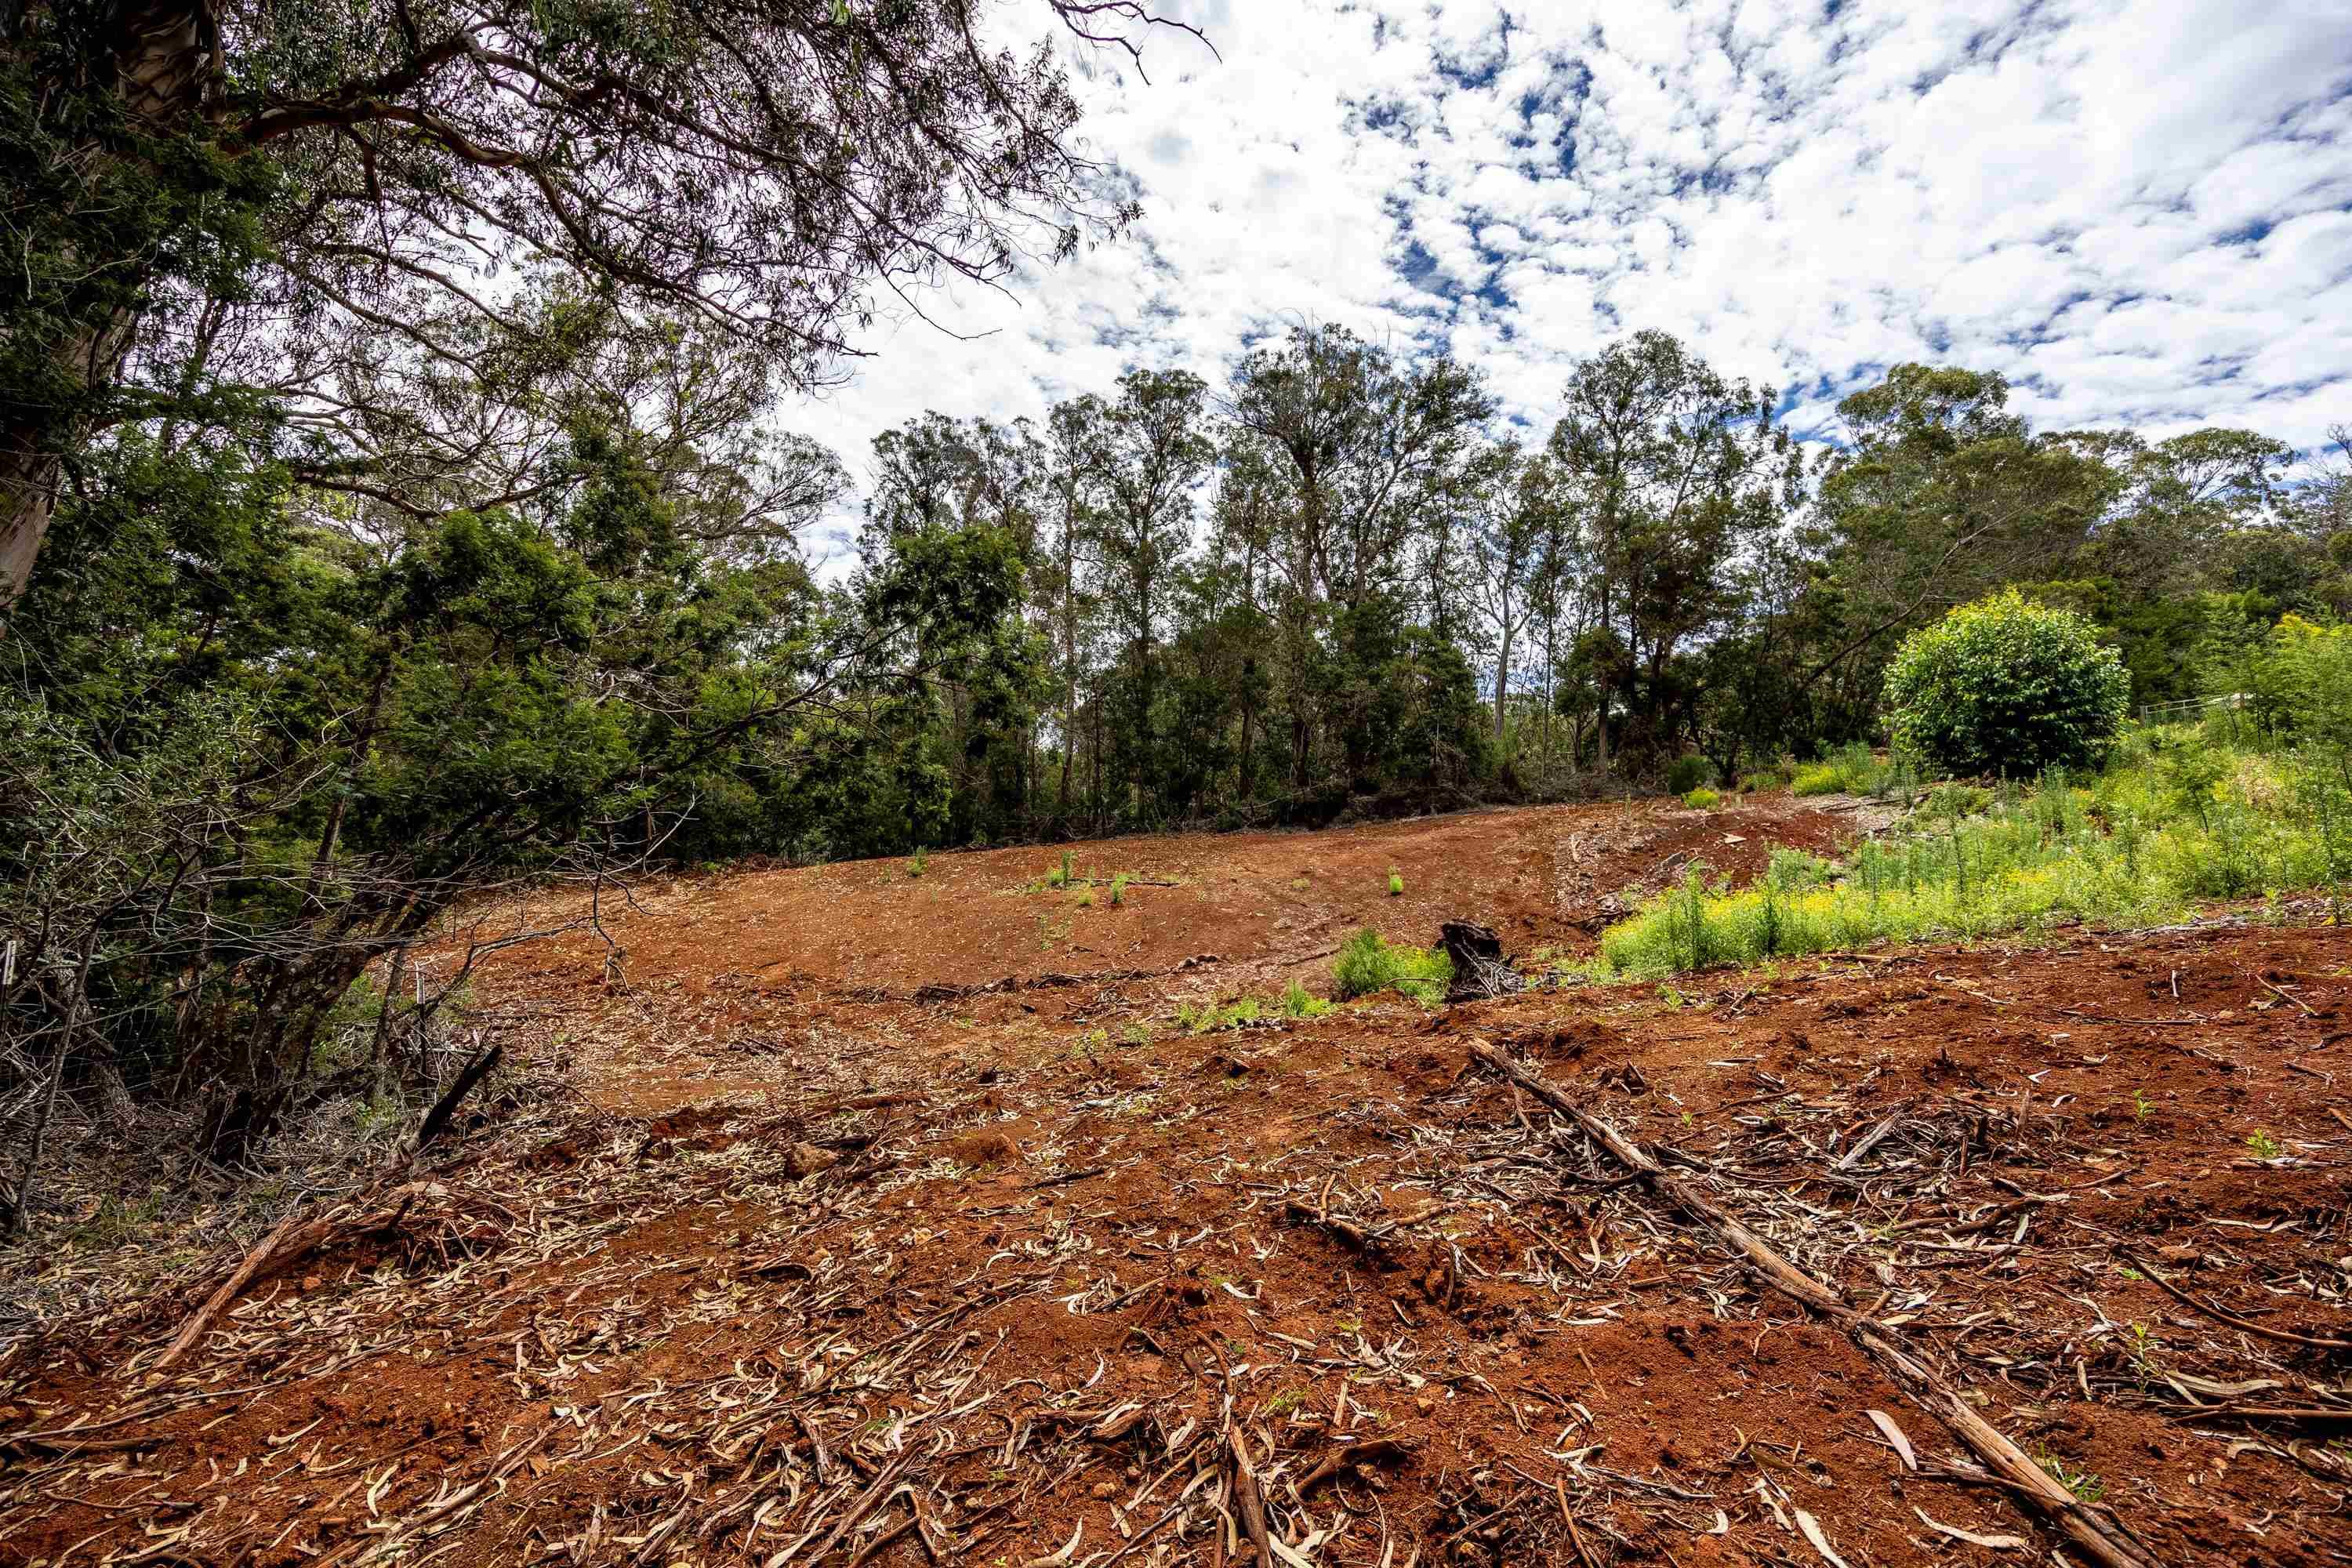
[1886,590,2129,777]
[1665,754,1714,795]
[1790,764,1843,797]
[1331,928,1454,1002]
[1388,868,1403,897]
[906,846,928,878]
[1684,786,1720,810]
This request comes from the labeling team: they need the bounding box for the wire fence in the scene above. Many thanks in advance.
[2137,694,2246,725]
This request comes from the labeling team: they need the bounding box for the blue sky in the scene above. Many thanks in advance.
[790,0,2352,561]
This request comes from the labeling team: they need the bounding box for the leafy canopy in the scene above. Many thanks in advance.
[1885,590,2129,777]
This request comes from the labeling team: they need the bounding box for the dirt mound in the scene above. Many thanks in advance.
[1555,793,1855,929]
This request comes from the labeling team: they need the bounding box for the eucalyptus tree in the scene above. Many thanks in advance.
[1,0,1203,601]
[1226,323,1495,786]
[858,409,1051,826]
[1796,365,2120,703]
[1082,368,1213,811]
[1464,445,1573,742]
[1546,331,1801,763]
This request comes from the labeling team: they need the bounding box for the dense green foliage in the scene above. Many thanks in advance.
[0,0,1190,1215]
[1886,591,2131,776]
[1594,632,2352,978]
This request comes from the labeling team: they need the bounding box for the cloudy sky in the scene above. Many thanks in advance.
[791,0,2352,558]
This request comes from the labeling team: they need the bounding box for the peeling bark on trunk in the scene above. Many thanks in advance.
[1,314,139,604]
[1,1,219,604]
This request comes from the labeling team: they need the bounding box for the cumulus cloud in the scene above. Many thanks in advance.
[786,0,2352,562]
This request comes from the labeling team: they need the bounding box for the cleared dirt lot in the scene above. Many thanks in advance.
[3,796,2347,1566]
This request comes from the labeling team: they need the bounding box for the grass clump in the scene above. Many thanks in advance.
[1684,786,1720,811]
[1921,782,1991,819]
[1789,763,1843,797]
[1331,928,1453,1003]
[2034,1448,2107,1506]
[1110,870,1131,906]
[1281,979,1334,1018]
[1177,995,1277,1033]
[906,846,928,878]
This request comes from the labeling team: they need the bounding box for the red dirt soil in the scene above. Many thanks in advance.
[3,796,2347,1568]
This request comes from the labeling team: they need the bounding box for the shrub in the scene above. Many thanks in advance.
[1921,782,1991,819]
[1665,753,1713,795]
[1387,869,1403,896]
[906,846,928,878]
[1110,871,1131,906]
[1766,847,1836,890]
[1790,764,1843,797]
[1886,590,2129,777]
[1684,786,1720,811]
[1331,928,1453,1002]
[1791,742,1884,797]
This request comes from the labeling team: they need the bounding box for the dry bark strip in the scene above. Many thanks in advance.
[1470,1040,2165,1568]
[1225,1423,1277,1567]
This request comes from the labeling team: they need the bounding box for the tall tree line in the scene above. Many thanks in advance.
[850,326,2347,843]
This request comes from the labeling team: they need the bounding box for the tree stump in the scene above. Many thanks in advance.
[1439,920,1523,1002]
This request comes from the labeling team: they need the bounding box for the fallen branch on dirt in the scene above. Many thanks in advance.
[1470,1040,2165,1568]
[1025,1166,1106,1191]
[1225,1422,1277,1568]
[1280,1200,1398,1261]
[2246,970,2317,1017]
[2122,1251,2352,1354]
[1297,1437,1410,1496]
[154,1043,506,1370]
[416,1042,503,1149]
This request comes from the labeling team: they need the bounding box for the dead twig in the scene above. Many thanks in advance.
[2122,1251,2352,1353]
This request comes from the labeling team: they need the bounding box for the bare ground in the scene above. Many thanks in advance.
[2,795,2347,1568]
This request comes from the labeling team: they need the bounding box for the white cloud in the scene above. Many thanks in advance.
[782,0,2352,564]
